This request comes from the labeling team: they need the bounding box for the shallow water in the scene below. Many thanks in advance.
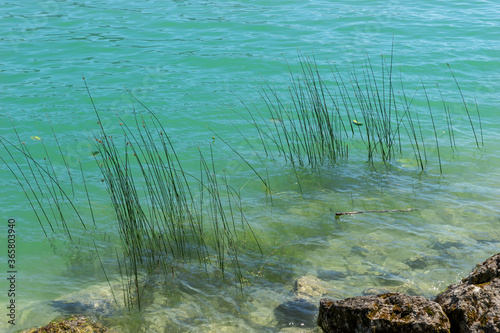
[1,1,500,332]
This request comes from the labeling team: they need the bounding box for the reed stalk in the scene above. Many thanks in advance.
[0,81,264,311]
[232,49,482,179]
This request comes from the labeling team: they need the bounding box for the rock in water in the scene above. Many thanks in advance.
[275,275,339,329]
[294,275,331,300]
[435,252,500,332]
[21,315,112,333]
[317,292,450,333]
[274,298,318,328]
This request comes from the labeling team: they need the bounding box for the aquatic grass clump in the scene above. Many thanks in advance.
[82,82,265,308]
[232,54,350,174]
[0,80,263,311]
[233,50,483,181]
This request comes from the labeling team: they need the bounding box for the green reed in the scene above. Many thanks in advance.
[0,119,86,240]
[233,50,482,181]
[0,80,263,311]
[86,81,264,309]
[0,48,484,314]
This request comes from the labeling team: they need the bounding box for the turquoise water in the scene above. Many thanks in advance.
[1,1,500,332]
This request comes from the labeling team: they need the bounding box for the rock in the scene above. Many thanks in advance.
[279,326,323,333]
[275,275,340,329]
[51,280,125,319]
[317,292,450,333]
[22,315,114,333]
[51,299,115,317]
[274,298,318,328]
[435,252,500,332]
[362,280,423,297]
[294,275,331,300]
[404,255,429,270]
[463,253,500,285]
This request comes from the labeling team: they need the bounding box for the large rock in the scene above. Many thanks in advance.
[317,292,450,333]
[435,253,500,332]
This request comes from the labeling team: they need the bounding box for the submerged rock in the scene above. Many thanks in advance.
[435,252,500,332]
[50,281,125,319]
[51,299,115,317]
[404,255,429,270]
[274,298,318,328]
[275,275,342,329]
[317,292,450,333]
[279,326,322,333]
[294,275,332,300]
[361,279,423,297]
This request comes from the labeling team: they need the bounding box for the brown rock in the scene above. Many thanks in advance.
[22,315,113,333]
[463,253,500,285]
[435,253,500,332]
[318,292,450,333]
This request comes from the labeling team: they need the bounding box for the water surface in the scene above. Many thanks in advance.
[1,1,499,332]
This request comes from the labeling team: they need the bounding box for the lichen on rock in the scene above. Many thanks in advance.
[21,315,113,333]
[317,292,450,332]
[435,252,500,332]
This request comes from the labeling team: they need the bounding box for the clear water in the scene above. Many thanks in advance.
[1,1,499,332]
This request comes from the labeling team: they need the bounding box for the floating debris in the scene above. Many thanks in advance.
[269,118,283,123]
[335,208,419,216]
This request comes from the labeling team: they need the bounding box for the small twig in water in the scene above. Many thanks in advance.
[335,208,419,216]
